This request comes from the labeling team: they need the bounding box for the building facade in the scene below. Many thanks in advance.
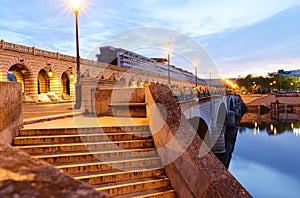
[96,46,201,85]
[278,69,300,78]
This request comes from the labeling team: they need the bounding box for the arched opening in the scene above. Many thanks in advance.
[38,69,50,94]
[118,77,127,87]
[108,74,116,81]
[97,72,106,80]
[8,64,29,93]
[61,72,71,95]
[188,117,209,140]
[229,99,234,111]
[129,78,136,87]
[137,79,143,87]
[217,102,227,127]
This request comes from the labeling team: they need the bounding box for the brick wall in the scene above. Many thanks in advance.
[0,82,23,144]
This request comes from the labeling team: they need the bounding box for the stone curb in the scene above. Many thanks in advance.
[23,112,82,125]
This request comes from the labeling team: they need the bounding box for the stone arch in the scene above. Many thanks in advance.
[188,117,209,140]
[118,77,127,87]
[97,72,106,80]
[144,79,150,85]
[129,78,136,88]
[38,69,50,93]
[229,98,234,111]
[61,70,74,97]
[108,74,116,81]
[8,64,31,93]
[137,79,144,87]
[216,102,227,127]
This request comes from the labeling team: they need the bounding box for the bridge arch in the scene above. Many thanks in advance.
[8,64,31,93]
[129,78,136,87]
[229,98,234,111]
[188,117,209,140]
[61,70,74,96]
[216,102,227,126]
[37,68,51,93]
[137,79,143,87]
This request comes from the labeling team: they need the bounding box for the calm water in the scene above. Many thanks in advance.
[229,122,300,198]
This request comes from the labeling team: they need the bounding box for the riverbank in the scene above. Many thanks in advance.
[240,93,300,107]
[240,93,300,123]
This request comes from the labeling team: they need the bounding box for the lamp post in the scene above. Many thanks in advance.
[193,59,199,88]
[70,0,81,109]
[167,52,170,85]
[165,42,172,86]
[195,66,197,87]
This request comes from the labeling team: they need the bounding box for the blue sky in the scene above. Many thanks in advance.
[1,0,300,78]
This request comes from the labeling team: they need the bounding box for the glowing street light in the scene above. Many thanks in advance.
[70,0,81,11]
[70,0,81,109]
[48,69,53,77]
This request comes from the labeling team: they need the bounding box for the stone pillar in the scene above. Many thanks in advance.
[0,82,23,144]
[80,77,98,114]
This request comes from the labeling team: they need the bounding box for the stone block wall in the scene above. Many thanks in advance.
[94,88,145,116]
[0,82,23,144]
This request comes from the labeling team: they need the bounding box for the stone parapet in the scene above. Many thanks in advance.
[0,82,23,144]
[145,84,251,198]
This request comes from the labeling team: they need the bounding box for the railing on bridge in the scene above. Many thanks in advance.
[1,40,75,63]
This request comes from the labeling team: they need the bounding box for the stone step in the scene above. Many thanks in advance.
[13,132,152,145]
[94,177,171,197]
[14,139,154,154]
[19,125,150,136]
[73,167,165,185]
[32,148,158,164]
[115,188,176,198]
[55,157,162,175]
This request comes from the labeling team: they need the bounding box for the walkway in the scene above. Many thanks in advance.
[23,116,149,129]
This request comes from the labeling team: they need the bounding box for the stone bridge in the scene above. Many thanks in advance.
[0,40,196,102]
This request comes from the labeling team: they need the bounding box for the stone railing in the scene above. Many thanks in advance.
[145,84,251,198]
[0,40,75,63]
[0,82,23,144]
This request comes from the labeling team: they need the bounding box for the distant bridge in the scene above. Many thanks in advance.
[0,40,201,102]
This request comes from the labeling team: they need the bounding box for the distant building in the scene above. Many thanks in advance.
[96,46,199,83]
[278,69,300,78]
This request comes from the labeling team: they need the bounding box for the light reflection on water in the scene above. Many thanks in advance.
[229,122,300,198]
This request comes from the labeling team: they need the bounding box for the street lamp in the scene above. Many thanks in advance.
[193,59,199,88]
[70,0,81,109]
[165,42,172,85]
[195,66,198,87]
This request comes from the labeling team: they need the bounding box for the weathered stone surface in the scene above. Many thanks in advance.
[146,84,252,198]
[0,82,23,144]
[94,88,145,116]
[0,143,109,198]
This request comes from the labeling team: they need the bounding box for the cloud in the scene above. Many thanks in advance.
[1,0,300,77]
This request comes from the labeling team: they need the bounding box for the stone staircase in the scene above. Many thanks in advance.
[13,125,176,197]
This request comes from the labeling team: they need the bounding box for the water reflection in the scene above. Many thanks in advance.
[239,122,300,136]
[229,122,300,198]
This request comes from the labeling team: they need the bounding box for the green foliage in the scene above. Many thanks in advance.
[237,73,298,93]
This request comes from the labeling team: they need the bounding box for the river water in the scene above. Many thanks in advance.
[229,122,300,198]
